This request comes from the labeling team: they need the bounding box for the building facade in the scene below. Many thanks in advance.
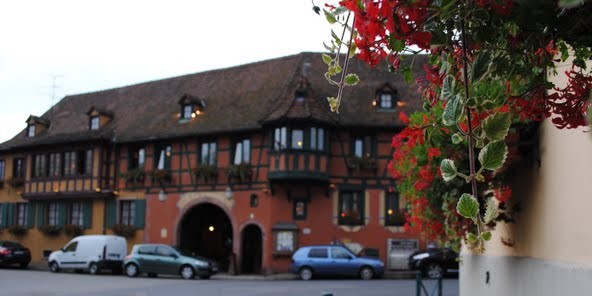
[0,52,427,274]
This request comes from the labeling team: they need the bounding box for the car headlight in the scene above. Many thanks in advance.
[194,260,208,267]
[412,253,429,260]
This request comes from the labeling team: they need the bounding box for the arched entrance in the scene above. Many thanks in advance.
[178,203,233,271]
[240,224,262,274]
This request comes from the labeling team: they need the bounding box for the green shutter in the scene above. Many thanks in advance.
[82,201,93,229]
[58,202,67,226]
[6,203,14,226]
[0,203,6,227]
[26,203,35,228]
[105,199,116,228]
[36,202,46,227]
[134,199,146,229]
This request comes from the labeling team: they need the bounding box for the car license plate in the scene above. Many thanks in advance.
[212,267,218,272]
[14,251,24,255]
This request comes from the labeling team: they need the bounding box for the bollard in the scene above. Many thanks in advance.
[416,270,422,296]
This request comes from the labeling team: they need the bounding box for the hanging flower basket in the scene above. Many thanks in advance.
[226,163,252,183]
[112,223,136,239]
[39,225,63,236]
[193,165,218,183]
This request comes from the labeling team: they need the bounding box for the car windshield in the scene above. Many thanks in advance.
[172,246,209,261]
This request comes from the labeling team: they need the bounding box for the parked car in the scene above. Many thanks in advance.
[291,245,384,280]
[408,248,459,279]
[123,244,218,280]
[0,240,31,268]
[48,235,127,274]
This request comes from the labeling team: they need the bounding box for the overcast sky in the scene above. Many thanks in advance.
[0,0,333,143]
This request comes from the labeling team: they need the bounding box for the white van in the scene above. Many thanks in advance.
[48,235,127,274]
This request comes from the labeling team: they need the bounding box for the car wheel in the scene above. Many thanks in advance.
[180,265,195,280]
[425,263,444,279]
[148,273,158,278]
[125,263,139,277]
[199,274,211,279]
[49,261,60,273]
[299,267,313,281]
[359,266,374,280]
[88,262,99,275]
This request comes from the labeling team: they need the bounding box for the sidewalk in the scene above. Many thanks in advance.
[28,262,414,280]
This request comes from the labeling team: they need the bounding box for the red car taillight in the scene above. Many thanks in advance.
[0,248,10,255]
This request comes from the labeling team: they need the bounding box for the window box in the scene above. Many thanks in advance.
[149,169,172,184]
[226,163,252,183]
[193,165,218,183]
[339,210,363,226]
[64,224,84,237]
[122,169,145,184]
[346,156,377,173]
[8,177,24,188]
[112,223,137,238]
[385,210,406,226]
[39,225,62,236]
[8,225,28,236]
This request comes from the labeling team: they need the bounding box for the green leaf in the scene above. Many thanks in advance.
[323,9,337,24]
[440,159,457,182]
[478,141,508,171]
[442,94,462,126]
[401,66,413,83]
[457,193,480,219]
[470,51,492,83]
[451,132,464,144]
[332,6,348,15]
[312,5,320,14]
[466,232,478,243]
[482,231,492,241]
[322,54,333,66]
[327,97,339,113]
[389,37,405,52]
[482,113,511,142]
[441,75,455,101]
[483,198,499,224]
[344,73,359,86]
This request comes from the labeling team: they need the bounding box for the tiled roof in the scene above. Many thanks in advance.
[0,52,427,150]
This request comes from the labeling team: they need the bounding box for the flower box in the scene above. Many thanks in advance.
[39,225,63,236]
[112,223,136,238]
[226,163,252,183]
[193,165,218,183]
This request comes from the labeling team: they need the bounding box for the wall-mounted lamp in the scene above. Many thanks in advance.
[396,101,408,107]
[225,186,234,200]
[158,189,167,202]
[95,187,101,193]
[329,183,336,190]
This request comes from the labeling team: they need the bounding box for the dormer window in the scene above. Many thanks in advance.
[90,116,100,130]
[374,83,399,111]
[379,93,393,109]
[27,124,36,137]
[182,105,193,119]
[178,94,205,121]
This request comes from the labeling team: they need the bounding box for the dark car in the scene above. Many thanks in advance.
[408,248,458,279]
[291,245,385,280]
[123,244,218,279]
[0,240,31,268]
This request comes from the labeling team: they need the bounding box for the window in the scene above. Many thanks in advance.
[64,152,76,176]
[331,247,353,259]
[379,93,394,109]
[0,159,4,182]
[0,204,3,226]
[338,190,365,226]
[27,124,35,137]
[291,129,304,149]
[68,202,83,226]
[119,200,135,226]
[48,153,62,177]
[138,245,156,255]
[155,145,172,170]
[64,241,78,252]
[308,248,328,258]
[89,116,100,130]
[182,104,193,119]
[293,200,307,220]
[233,139,251,165]
[310,127,325,151]
[156,246,175,257]
[250,194,259,208]
[129,147,145,170]
[353,136,374,158]
[78,149,93,175]
[33,154,47,178]
[47,202,59,226]
[274,127,287,150]
[201,142,217,165]
[16,203,28,226]
[385,190,405,226]
[275,231,295,252]
[13,158,24,178]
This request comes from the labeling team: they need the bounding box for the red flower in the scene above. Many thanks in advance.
[427,147,441,160]
[399,111,410,124]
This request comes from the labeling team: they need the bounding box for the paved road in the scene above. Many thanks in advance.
[0,268,458,296]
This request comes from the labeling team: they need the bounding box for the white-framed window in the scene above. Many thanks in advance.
[90,116,100,130]
[156,145,172,170]
[16,203,28,226]
[47,202,59,226]
[201,142,217,165]
[120,200,135,226]
[274,127,287,150]
[233,139,251,165]
[275,231,295,252]
[379,93,393,109]
[27,124,35,137]
[69,202,84,226]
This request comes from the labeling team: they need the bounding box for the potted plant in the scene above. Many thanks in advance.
[39,225,63,236]
[64,224,84,237]
[226,163,252,183]
[112,223,136,239]
[121,168,145,185]
[8,225,28,236]
[193,165,218,183]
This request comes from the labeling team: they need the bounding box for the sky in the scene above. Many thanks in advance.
[0,0,333,143]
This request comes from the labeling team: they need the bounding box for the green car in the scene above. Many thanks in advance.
[123,244,218,279]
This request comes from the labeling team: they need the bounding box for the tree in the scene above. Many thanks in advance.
[317,0,591,251]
